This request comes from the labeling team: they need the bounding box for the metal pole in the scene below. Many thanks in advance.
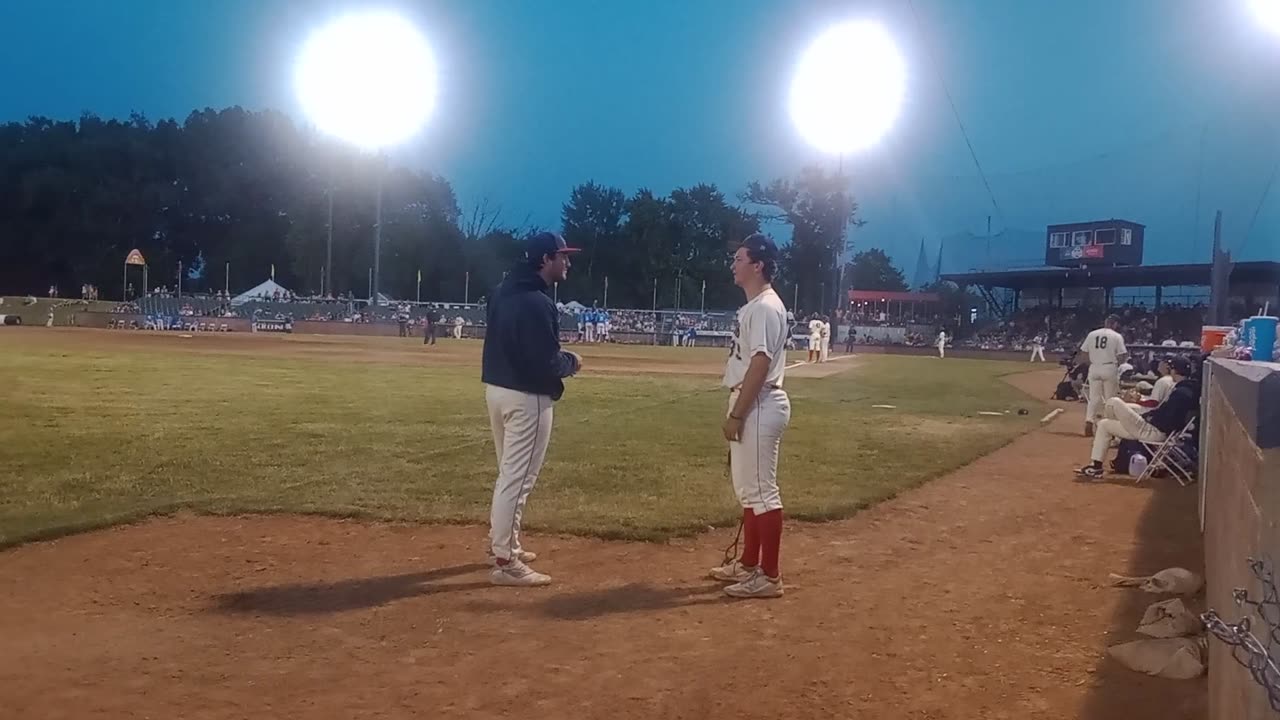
[793,283,798,311]
[368,267,372,300]
[701,280,706,313]
[325,164,334,297]
[416,270,421,303]
[603,276,609,309]
[177,261,182,298]
[122,264,127,302]
[372,162,384,306]
[652,277,658,346]
[225,262,230,295]
[143,265,148,296]
[465,272,470,304]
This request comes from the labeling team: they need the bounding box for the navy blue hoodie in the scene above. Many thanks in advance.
[1144,377,1201,435]
[481,264,579,400]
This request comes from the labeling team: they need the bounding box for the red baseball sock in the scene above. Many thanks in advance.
[739,508,759,568]
[756,509,783,579]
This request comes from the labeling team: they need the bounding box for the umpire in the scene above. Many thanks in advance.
[481,231,583,587]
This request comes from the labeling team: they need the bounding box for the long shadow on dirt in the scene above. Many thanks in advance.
[1078,480,1207,720]
[211,563,490,615]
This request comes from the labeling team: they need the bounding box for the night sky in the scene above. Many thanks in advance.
[3,0,1278,269]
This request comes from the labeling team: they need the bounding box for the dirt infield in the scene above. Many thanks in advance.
[0,368,1205,719]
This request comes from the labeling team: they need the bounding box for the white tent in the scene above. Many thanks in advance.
[231,279,292,306]
[560,300,587,312]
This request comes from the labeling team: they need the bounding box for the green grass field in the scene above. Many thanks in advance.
[0,335,1045,548]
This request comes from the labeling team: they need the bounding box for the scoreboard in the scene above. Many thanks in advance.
[1044,219,1144,268]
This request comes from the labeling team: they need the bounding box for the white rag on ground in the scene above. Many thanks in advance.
[1137,598,1203,638]
[1109,567,1204,595]
[1107,637,1207,679]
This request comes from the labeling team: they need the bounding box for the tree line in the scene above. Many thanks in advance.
[0,106,922,312]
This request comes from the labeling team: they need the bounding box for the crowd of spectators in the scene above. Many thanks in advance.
[951,304,1208,352]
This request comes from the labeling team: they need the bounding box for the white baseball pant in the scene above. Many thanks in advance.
[819,338,830,362]
[1086,365,1120,422]
[937,343,946,358]
[486,384,554,562]
[728,389,791,513]
[1092,397,1166,462]
[1030,346,1045,362]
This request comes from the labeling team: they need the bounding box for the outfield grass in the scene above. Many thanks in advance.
[0,339,1044,547]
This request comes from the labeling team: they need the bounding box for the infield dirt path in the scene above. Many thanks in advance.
[0,369,1205,719]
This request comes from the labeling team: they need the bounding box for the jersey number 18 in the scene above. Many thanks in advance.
[1095,336,1108,350]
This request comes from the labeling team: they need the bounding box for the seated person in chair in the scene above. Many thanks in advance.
[1076,356,1200,480]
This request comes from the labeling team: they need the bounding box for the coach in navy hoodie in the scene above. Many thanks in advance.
[481,232,582,587]
[1077,355,1201,479]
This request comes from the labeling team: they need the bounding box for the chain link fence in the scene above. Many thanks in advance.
[1202,557,1280,712]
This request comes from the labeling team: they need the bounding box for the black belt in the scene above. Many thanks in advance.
[729,383,782,392]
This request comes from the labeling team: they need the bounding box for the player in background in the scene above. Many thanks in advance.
[576,310,586,343]
[936,329,948,358]
[1081,314,1128,437]
[423,308,436,345]
[709,233,791,599]
[808,314,823,363]
[481,232,583,587]
[584,308,596,343]
[818,315,831,362]
[1030,333,1046,362]
[595,309,607,343]
[1149,356,1176,407]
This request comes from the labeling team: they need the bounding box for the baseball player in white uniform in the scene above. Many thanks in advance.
[1030,333,1046,362]
[709,233,791,600]
[819,316,831,363]
[1081,314,1128,437]
[807,315,823,363]
[936,329,948,358]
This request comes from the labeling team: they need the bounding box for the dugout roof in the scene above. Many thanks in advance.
[940,261,1280,291]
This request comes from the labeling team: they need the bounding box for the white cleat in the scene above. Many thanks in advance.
[490,560,552,587]
[723,569,784,599]
[708,559,754,583]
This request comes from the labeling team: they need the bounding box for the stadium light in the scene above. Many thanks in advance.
[294,10,438,304]
[789,20,907,155]
[789,19,906,313]
[1251,0,1280,36]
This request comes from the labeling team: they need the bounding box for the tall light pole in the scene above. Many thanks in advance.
[295,9,437,306]
[789,19,906,313]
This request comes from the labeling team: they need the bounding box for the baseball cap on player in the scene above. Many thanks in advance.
[1169,356,1193,377]
[524,232,580,262]
[741,232,779,261]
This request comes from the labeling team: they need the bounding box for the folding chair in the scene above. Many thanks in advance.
[1136,416,1197,486]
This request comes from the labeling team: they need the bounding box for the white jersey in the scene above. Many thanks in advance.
[936,332,947,347]
[1150,374,1175,405]
[808,319,823,341]
[819,321,830,339]
[724,288,789,390]
[1081,328,1127,367]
